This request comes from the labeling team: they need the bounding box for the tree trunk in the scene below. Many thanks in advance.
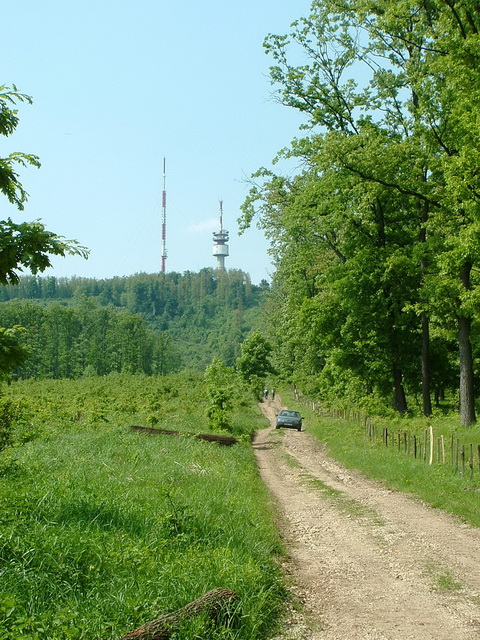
[419,199,432,417]
[458,262,476,426]
[130,425,238,446]
[458,315,476,425]
[392,366,408,414]
[421,310,432,417]
[117,588,239,640]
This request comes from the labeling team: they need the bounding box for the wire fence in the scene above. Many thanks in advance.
[294,389,480,480]
[365,422,480,479]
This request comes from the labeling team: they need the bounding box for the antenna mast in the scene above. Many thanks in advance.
[212,200,229,270]
[161,157,167,273]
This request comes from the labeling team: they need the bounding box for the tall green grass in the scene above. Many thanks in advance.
[281,388,480,527]
[0,374,283,639]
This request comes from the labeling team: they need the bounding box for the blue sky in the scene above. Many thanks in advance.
[3,1,311,285]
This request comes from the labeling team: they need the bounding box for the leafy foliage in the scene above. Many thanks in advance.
[240,0,480,423]
[0,84,88,381]
[0,84,39,210]
[0,396,29,452]
[0,300,177,378]
[0,326,29,382]
[236,331,275,399]
[205,358,235,432]
[0,86,88,276]
[0,218,88,286]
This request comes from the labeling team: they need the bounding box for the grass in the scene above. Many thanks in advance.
[0,373,284,640]
[280,388,480,528]
[425,565,463,592]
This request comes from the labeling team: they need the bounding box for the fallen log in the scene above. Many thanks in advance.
[130,425,237,446]
[116,588,239,640]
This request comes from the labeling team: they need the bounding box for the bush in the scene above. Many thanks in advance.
[0,396,31,452]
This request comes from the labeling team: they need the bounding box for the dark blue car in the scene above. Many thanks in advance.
[275,409,303,431]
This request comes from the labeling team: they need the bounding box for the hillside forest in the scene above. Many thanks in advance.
[0,270,268,378]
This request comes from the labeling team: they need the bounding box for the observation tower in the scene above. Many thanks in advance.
[212,201,229,270]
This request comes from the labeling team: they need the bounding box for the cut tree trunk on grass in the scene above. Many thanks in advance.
[130,425,238,446]
[116,588,239,640]
[130,425,237,446]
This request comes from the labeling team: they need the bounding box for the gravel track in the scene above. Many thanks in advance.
[254,398,480,640]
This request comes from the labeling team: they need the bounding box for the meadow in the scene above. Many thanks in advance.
[0,373,284,640]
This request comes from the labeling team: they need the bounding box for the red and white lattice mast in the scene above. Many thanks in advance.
[161,157,167,273]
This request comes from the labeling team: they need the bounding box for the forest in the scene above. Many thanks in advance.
[0,269,268,378]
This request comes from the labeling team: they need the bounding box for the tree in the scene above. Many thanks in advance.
[0,84,88,379]
[204,358,235,432]
[236,331,275,393]
[0,85,40,210]
[242,15,428,412]
[0,326,29,381]
[0,85,89,279]
[0,85,87,283]
[342,0,480,423]
[0,218,87,286]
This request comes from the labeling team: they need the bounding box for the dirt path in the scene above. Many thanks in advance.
[254,398,480,640]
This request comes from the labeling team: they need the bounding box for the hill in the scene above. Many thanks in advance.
[0,269,269,379]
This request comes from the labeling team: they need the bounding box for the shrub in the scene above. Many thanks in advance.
[0,396,30,452]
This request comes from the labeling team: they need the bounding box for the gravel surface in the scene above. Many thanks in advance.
[255,398,480,640]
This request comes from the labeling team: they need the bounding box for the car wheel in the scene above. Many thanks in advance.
[297,427,302,431]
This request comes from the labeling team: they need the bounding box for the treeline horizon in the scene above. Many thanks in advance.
[0,269,269,379]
